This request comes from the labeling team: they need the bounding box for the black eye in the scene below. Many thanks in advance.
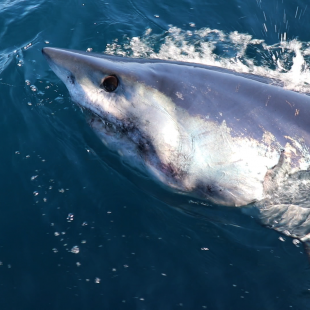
[100,75,118,92]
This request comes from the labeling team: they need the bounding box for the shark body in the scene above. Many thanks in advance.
[42,47,310,236]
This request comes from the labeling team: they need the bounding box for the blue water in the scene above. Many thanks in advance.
[1,0,310,309]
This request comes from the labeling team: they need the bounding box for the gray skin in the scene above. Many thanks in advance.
[42,47,310,214]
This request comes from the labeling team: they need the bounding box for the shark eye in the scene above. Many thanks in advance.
[100,75,118,92]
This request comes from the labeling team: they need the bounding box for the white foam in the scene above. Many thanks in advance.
[105,26,310,94]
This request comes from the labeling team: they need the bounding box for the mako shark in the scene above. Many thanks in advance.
[43,47,310,240]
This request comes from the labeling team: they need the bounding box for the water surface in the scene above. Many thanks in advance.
[1,0,310,309]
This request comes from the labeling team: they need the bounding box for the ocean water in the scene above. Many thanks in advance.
[1,0,310,309]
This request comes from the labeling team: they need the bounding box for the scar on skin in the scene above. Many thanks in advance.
[265,95,271,106]
[176,92,184,100]
[284,136,298,155]
[295,109,300,116]
[286,100,294,108]
[284,142,297,156]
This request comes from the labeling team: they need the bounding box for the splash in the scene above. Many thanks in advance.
[105,26,310,93]
[244,170,310,242]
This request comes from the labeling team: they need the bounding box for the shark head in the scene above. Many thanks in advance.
[42,47,195,197]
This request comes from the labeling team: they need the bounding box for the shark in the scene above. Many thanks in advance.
[43,47,310,242]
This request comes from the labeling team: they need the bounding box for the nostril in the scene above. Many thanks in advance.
[67,74,75,85]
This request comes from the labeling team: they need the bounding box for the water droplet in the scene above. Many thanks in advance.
[24,43,32,50]
[30,85,37,92]
[67,213,74,221]
[71,246,79,254]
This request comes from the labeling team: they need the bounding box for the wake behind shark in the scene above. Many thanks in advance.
[42,47,310,241]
